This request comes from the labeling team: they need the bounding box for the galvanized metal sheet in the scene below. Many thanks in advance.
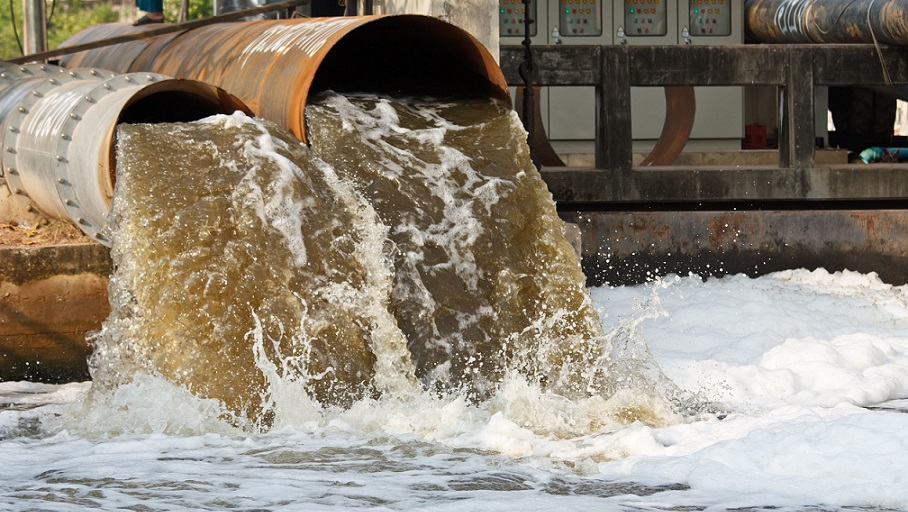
[0,67,251,244]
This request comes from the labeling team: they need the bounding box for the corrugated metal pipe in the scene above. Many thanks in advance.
[58,15,510,142]
[745,0,908,44]
[0,62,250,245]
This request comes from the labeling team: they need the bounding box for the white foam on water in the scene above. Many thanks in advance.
[3,269,908,510]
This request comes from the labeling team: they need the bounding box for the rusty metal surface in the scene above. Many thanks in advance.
[57,24,175,72]
[60,16,510,142]
[639,86,695,166]
[6,0,310,65]
[745,0,908,44]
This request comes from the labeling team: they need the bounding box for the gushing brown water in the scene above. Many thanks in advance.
[306,95,606,398]
[91,95,609,427]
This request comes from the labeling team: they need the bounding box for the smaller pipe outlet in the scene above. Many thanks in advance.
[0,64,250,245]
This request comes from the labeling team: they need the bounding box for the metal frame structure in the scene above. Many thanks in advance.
[500,44,908,204]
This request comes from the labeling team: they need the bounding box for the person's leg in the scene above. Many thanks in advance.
[134,0,164,25]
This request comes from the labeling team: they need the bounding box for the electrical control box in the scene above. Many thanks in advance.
[558,0,603,37]
[548,0,611,142]
[682,0,741,43]
[500,0,612,144]
[687,0,732,36]
[614,0,680,143]
[615,0,678,43]
[499,0,537,37]
[677,0,744,144]
[622,0,668,37]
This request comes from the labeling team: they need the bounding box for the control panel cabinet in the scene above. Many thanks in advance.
[558,0,604,36]
[614,0,679,143]
[614,0,743,145]
[500,0,612,144]
[679,0,744,143]
[498,0,745,153]
[499,0,537,37]
[622,0,669,37]
[687,0,733,37]
[548,0,611,142]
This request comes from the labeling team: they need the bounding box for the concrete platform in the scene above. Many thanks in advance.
[554,148,851,168]
[0,244,111,382]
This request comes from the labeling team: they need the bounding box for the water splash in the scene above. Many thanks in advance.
[306,94,607,399]
[87,94,683,432]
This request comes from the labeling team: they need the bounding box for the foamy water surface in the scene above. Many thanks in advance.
[4,96,907,510]
[3,269,908,511]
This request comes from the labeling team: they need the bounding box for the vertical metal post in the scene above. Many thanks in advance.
[518,0,540,169]
[22,0,48,57]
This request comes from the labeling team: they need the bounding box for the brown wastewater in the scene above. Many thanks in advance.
[89,92,683,429]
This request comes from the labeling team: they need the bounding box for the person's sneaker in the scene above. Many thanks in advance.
[133,15,164,26]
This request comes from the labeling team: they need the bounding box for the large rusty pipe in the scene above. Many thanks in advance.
[745,0,908,44]
[58,15,510,142]
[0,63,250,244]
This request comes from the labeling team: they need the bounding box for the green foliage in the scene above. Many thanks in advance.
[0,0,26,59]
[163,0,211,21]
[1,0,212,61]
[46,0,119,50]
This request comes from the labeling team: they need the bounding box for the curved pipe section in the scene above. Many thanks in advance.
[745,0,908,44]
[59,15,510,142]
[639,86,696,167]
[0,63,251,245]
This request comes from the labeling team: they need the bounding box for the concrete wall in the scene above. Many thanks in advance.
[0,244,111,382]
[564,209,908,287]
[378,0,499,62]
[8,207,908,382]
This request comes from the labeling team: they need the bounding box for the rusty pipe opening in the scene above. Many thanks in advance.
[310,17,506,101]
[59,16,510,143]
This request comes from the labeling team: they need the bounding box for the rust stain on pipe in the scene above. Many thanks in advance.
[59,24,178,73]
[60,16,510,143]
